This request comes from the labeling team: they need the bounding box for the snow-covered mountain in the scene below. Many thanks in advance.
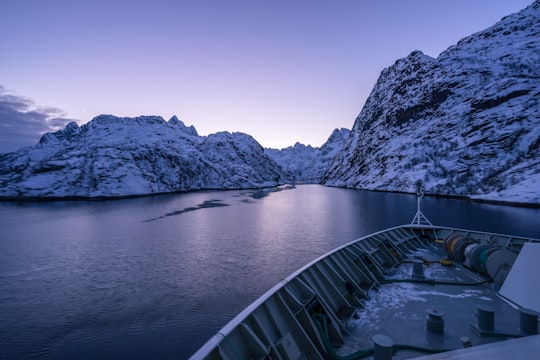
[322,1,540,205]
[0,115,288,199]
[265,128,350,183]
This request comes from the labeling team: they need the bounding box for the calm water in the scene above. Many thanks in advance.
[1,185,539,359]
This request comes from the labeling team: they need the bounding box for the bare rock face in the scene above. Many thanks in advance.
[322,1,540,205]
[0,115,287,199]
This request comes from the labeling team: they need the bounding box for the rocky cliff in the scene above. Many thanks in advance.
[322,1,540,205]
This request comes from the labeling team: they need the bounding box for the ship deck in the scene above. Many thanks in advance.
[190,224,540,360]
[414,334,540,359]
[337,245,535,359]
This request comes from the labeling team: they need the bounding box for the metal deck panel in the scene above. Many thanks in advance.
[413,334,540,359]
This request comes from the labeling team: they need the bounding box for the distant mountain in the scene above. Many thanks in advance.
[322,1,540,205]
[265,128,350,183]
[0,115,288,199]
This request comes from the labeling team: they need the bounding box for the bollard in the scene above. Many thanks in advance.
[426,309,445,334]
[412,260,424,278]
[372,334,394,360]
[460,336,472,348]
[519,308,539,335]
[476,305,495,332]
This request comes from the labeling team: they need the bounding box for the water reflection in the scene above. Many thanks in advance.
[0,185,539,360]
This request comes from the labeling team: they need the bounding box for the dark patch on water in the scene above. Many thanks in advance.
[144,200,229,221]
[232,185,296,203]
[247,185,296,200]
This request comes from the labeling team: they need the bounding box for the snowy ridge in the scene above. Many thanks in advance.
[0,115,288,198]
[322,1,540,205]
[265,128,350,183]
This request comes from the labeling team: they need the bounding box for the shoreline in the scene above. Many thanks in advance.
[0,183,538,209]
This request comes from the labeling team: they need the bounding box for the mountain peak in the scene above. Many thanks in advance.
[168,115,198,136]
[322,2,540,205]
[265,128,350,183]
[0,114,286,199]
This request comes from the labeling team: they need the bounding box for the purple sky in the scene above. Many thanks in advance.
[0,0,533,153]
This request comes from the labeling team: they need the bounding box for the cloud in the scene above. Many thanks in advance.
[0,86,76,154]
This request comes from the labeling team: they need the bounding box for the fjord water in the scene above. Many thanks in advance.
[1,185,539,359]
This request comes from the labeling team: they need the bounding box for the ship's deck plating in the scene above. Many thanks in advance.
[337,245,532,359]
[414,334,540,359]
[190,225,540,360]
